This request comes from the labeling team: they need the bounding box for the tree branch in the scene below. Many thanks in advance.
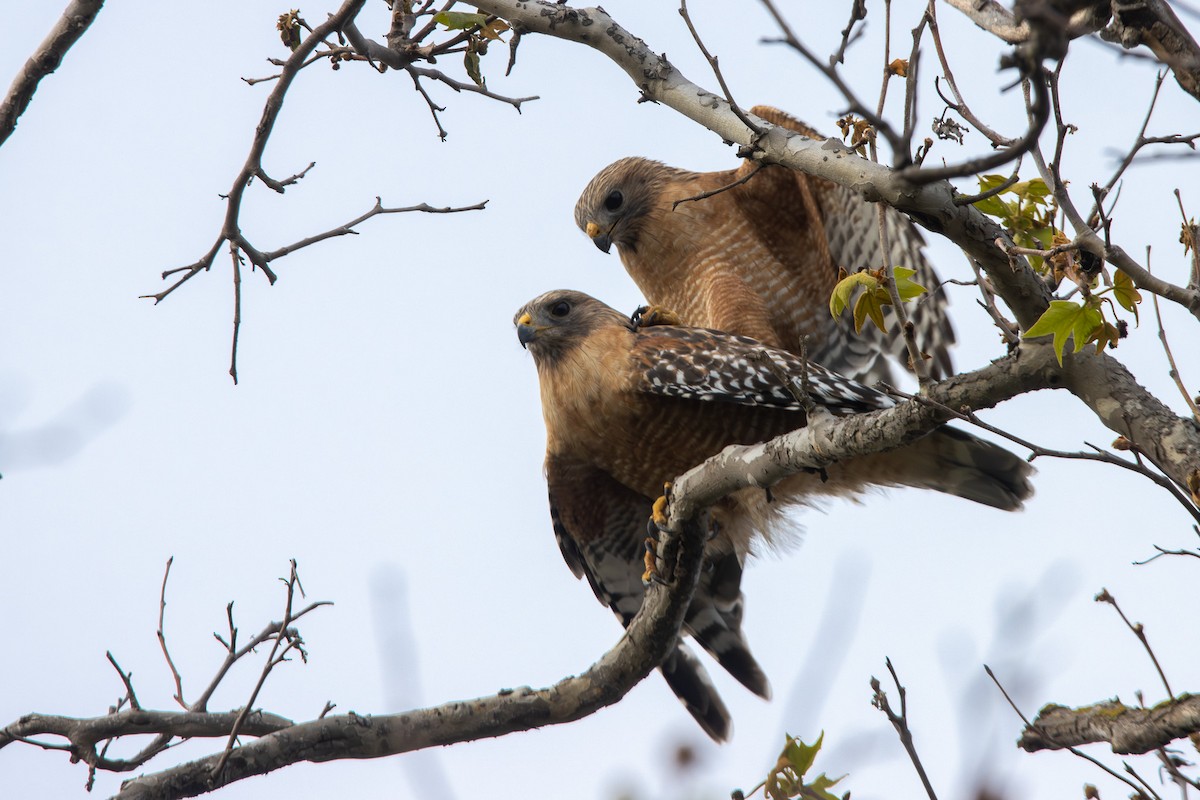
[105,517,707,799]
[0,0,105,147]
[1020,696,1200,755]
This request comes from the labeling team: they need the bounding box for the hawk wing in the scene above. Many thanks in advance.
[633,325,893,416]
[545,453,770,740]
[739,105,957,382]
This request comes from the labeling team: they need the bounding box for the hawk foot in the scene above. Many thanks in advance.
[643,483,673,584]
[632,305,683,329]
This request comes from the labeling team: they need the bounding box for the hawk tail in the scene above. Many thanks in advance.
[903,427,1034,510]
[685,553,772,700]
[659,643,733,742]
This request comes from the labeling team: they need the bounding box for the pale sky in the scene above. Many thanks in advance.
[2,3,1198,799]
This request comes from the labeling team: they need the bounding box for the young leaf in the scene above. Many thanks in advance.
[782,732,823,777]
[853,288,888,333]
[1113,269,1141,322]
[434,10,488,30]
[829,271,877,319]
[892,266,928,301]
[464,46,484,87]
[1023,299,1088,366]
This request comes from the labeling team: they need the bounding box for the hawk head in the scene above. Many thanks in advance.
[514,290,631,363]
[574,157,676,255]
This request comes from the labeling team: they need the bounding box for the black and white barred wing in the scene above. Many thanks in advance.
[633,325,894,416]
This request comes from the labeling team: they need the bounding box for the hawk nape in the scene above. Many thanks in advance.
[515,289,1032,740]
[574,104,955,385]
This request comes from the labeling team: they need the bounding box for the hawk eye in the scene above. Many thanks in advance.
[550,300,571,318]
[603,190,624,212]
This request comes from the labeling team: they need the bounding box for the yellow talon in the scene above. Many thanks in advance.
[642,537,658,583]
[651,484,671,528]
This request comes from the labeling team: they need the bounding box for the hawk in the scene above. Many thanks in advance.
[515,289,1031,740]
[574,105,955,385]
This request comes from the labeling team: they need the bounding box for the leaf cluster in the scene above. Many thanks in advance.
[434,10,511,87]
[972,175,1143,365]
[737,732,846,800]
[828,266,927,334]
[972,173,1057,270]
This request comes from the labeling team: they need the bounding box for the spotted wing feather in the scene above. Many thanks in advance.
[633,326,893,416]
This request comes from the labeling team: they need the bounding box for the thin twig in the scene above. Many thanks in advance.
[759,0,906,159]
[830,0,867,66]
[927,0,1016,147]
[105,653,141,711]
[678,0,761,136]
[156,557,187,709]
[896,66,1049,184]
[212,561,306,779]
[953,158,1021,206]
[671,163,763,210]
[1147,248,1200,421]
[1094,588,1175,698]
[871,659,938,800]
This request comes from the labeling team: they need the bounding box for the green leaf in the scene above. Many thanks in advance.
[782,732,823,777]
[1113,269,1141,322]
[976,173,1009,192]
[972,194,1011,218]
[1071,299,1104,354]
[434,10,487,29]
[1023,298,1106,365]
[829,271,878,319]
[808,773,847,800]
[1012,178,1051,203]
[853,289,887,333]
[1024,299,1087,366]
[892,266,927,301]
[464,47,484,87]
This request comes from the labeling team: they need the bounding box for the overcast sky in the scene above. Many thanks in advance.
[2,3,1198,799]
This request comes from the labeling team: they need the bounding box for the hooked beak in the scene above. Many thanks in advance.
[585,221,612,254]
[516,312,539,349]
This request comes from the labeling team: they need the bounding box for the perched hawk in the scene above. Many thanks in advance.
[515,289,1031,740]
[574,105,955,385]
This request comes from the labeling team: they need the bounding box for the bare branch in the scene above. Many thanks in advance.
[759,0,908,161]
[928,1,1018,147]
[0,0,106,147]
[942,0,1029,44]
[678,0,761,136]
[831,0,867,66]
[1148,248,1200,422]
[258,198,488,263]
[105,652,141,712]
[872,659,939,800]
[1020,696,1200,755]
[1094,589,1175,699]
[101,520,708,798]
[1102,0,1200,102]
[156,557,187,710]
[987,666,1163,798]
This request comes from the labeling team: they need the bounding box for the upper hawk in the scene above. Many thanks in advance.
[574,104,955,385]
